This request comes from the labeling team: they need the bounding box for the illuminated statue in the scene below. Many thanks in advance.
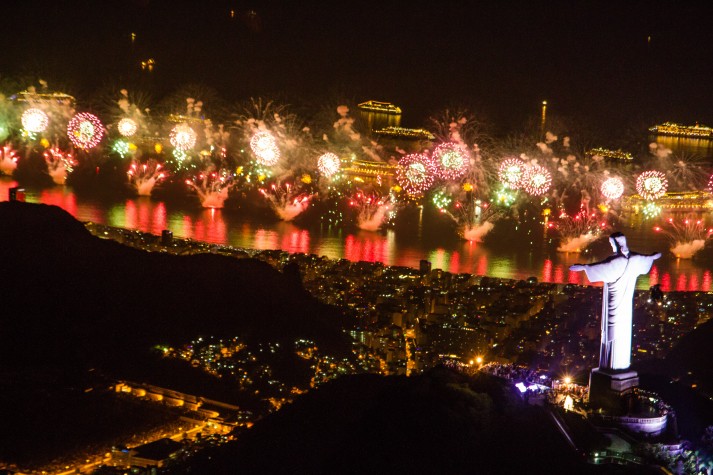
[570,233,661,370]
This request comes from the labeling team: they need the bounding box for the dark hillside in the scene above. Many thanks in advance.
[0,201,349,372]
[179,367,607,474]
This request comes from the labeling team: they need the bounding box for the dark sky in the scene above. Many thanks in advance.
[2,0,712,132]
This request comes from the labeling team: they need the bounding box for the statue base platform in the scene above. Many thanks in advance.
[587,368,669,437]
[588,367,639,413]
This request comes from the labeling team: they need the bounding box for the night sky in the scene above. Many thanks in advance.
[2,0,712,133]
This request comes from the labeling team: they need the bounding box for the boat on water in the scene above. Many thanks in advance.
[649,122,713,139]
[623,190,713,212]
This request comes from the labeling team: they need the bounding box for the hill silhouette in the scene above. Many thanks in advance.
[664,317,713,386]
[633,317,713,440]
[0,201,355,467]
[0,201,349,372]
[177,366,625,475]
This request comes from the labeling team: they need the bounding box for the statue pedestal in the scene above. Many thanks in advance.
[588,367,639,413]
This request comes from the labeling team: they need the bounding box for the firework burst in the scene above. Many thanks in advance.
[127,159,168,196]
[432,142,470,180]
[112,139,136,159]
[250,131,281,166]
[498,158,526,189]
[642,202,662,219]
[21,108,49,133]
[185,168,236,208]
[317,152,341,178]
[654,217,713,259]
[43,147,77,185]
[259,181,313,221]
[67,112,104,150]
[666,156,708,191]
[521,163,552,196]
[492,184,518,207]
[396,153,436,196]
[170,123,197,152]
[636,170,668,200]
[0,144,19,176]
[564,155,608,207]
[600,176,624,201]
[117,118,138,137]
[235,98,317,176]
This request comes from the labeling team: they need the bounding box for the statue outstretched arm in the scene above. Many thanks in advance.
[569,264,585,272]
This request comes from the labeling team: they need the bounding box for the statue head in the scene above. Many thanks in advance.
[609,232,629,257]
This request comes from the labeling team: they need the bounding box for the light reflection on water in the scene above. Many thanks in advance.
[1,178,710,292]
[651,135,713,158]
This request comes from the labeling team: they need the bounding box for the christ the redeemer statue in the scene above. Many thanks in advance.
[570,232,661,371]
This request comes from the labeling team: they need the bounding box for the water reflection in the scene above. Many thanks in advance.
[652,135,713,158]
[122,199,167,235]
[1,178,710,291]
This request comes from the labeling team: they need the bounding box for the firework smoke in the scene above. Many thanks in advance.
[0,145,19,175]
[43,147,76,185]
[333,105,361,142]
[462,221,495,242]
[433,188,501,241]
[260,181,313,221]
[554,210,608,253]
[654,218,713,259]
[128,159,167,196]
[186,168,236,208]
[349,190,394,231]
[235,98,315,177]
